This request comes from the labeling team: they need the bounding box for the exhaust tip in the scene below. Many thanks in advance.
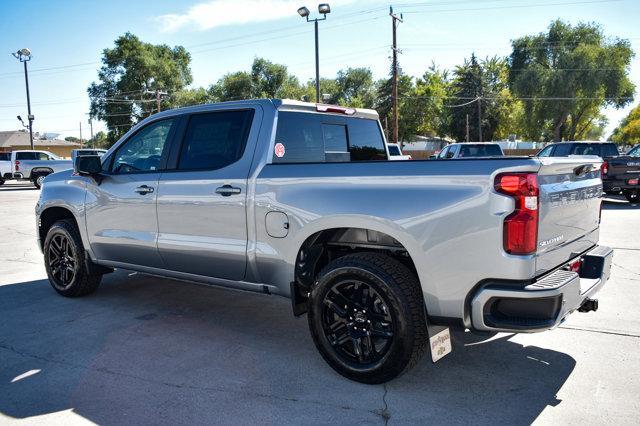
[578,299,599,313]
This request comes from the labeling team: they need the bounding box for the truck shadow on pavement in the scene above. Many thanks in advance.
[0,271,575,424]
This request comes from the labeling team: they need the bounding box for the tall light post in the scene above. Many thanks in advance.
[297,4,331,103]
[12,48,34,150]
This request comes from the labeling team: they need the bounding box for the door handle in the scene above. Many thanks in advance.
[134,185,155,195]
[215,185,241,196]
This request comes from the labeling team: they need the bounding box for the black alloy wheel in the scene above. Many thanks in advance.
[44,219,103,297]
[308,252,428,384]
[47,234,77,290]
[321,279,395,365]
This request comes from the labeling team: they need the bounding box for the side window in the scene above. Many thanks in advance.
[537,145,554,157]
[445,146,456,158]
[347,119,387,161]
[17,152,37,160]
[37,152,49,160]
[602,144,619,157]
[111,118,175,174]
[572,144,597,156]
[388,145,400,156]
[438,146,449,159]
[553,144,572,156]
[178,110,254,171]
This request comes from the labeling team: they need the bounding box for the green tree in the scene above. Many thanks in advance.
[64,136,80,143]
[209,58,304,101]
[509,20,635,141]
[209,71,253,101]
[334,67,376,108]
[412,64,450,137]
[88,33,192,144]
[375,67,418,144]
[610,104,640,143]
[88,131,109,149]
[168,87,211,108]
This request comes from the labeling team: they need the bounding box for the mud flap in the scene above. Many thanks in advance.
[427,323,452,363]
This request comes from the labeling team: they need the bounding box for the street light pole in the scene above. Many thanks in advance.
[298,4,331,104]
[12,48,34,149]
[314,19,320,103]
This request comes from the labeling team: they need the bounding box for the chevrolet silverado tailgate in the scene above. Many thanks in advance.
[535,157,603,275]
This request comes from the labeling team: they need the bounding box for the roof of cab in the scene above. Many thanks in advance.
[274,99,379,120]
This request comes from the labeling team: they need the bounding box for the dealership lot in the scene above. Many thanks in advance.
[0,181,639,424]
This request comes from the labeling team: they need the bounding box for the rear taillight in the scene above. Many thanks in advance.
[15,160,20,171]
[495,173,539,255]
[601,160,608,177]
[568,259,582,273]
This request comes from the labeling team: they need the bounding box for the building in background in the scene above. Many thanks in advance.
[0,130,81,158]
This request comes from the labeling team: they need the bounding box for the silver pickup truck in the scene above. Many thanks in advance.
[36,99,612,383]
[10,150,73,188]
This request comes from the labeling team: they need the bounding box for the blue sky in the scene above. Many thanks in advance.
[1,0,638,139]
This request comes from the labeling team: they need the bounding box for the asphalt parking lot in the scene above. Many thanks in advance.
[0,180,639,425]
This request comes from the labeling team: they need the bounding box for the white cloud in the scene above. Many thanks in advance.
[156,0,354,33]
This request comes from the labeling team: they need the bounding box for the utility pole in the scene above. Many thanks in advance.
[145,89,168,114]
[79,121,83,146]
[477,97,482,142]
[466,114,470,142]
[88,117,94,148]
[390,6,403,148]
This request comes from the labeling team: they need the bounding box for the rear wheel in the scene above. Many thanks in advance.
[44,219,103,297]
[307,252,428,384]
[624,190,639,204]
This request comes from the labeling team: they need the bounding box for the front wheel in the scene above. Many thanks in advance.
[33,174,47,189]
[624,190,639,204]
[44,219,102,297]
[307,253,428,384]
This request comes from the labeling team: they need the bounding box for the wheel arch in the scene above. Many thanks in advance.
[38,206,79,251]
[289,217,430,316]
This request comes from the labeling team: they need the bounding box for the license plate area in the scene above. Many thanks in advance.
[429,327,452,362]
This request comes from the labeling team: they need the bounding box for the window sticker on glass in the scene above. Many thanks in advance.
[274,142,286,158]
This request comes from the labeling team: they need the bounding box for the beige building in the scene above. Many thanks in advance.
[0,130,82,159]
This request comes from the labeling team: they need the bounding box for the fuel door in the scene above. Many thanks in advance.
[266,211,289,238]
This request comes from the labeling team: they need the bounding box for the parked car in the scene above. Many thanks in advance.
[10,150,73,189]
[435,142,504,159]
[37,99,611,383]
[386,143,412,160]
[71,148,107,162]
[0,152,11,185]
[536,142,639,202]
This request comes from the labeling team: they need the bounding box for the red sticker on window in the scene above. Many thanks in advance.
[274,142,285,158]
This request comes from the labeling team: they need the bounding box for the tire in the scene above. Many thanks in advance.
[624,190,639,204]
[0,179,4,185]
[44,219,102,297]
[32,173,47,189]
[307,252,428,384]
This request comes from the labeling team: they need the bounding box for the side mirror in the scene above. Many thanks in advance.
[75,155,102,175]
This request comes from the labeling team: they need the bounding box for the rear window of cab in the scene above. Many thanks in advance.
[272,112,387,163]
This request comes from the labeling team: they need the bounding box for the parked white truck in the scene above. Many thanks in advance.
[7,150,73,188]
